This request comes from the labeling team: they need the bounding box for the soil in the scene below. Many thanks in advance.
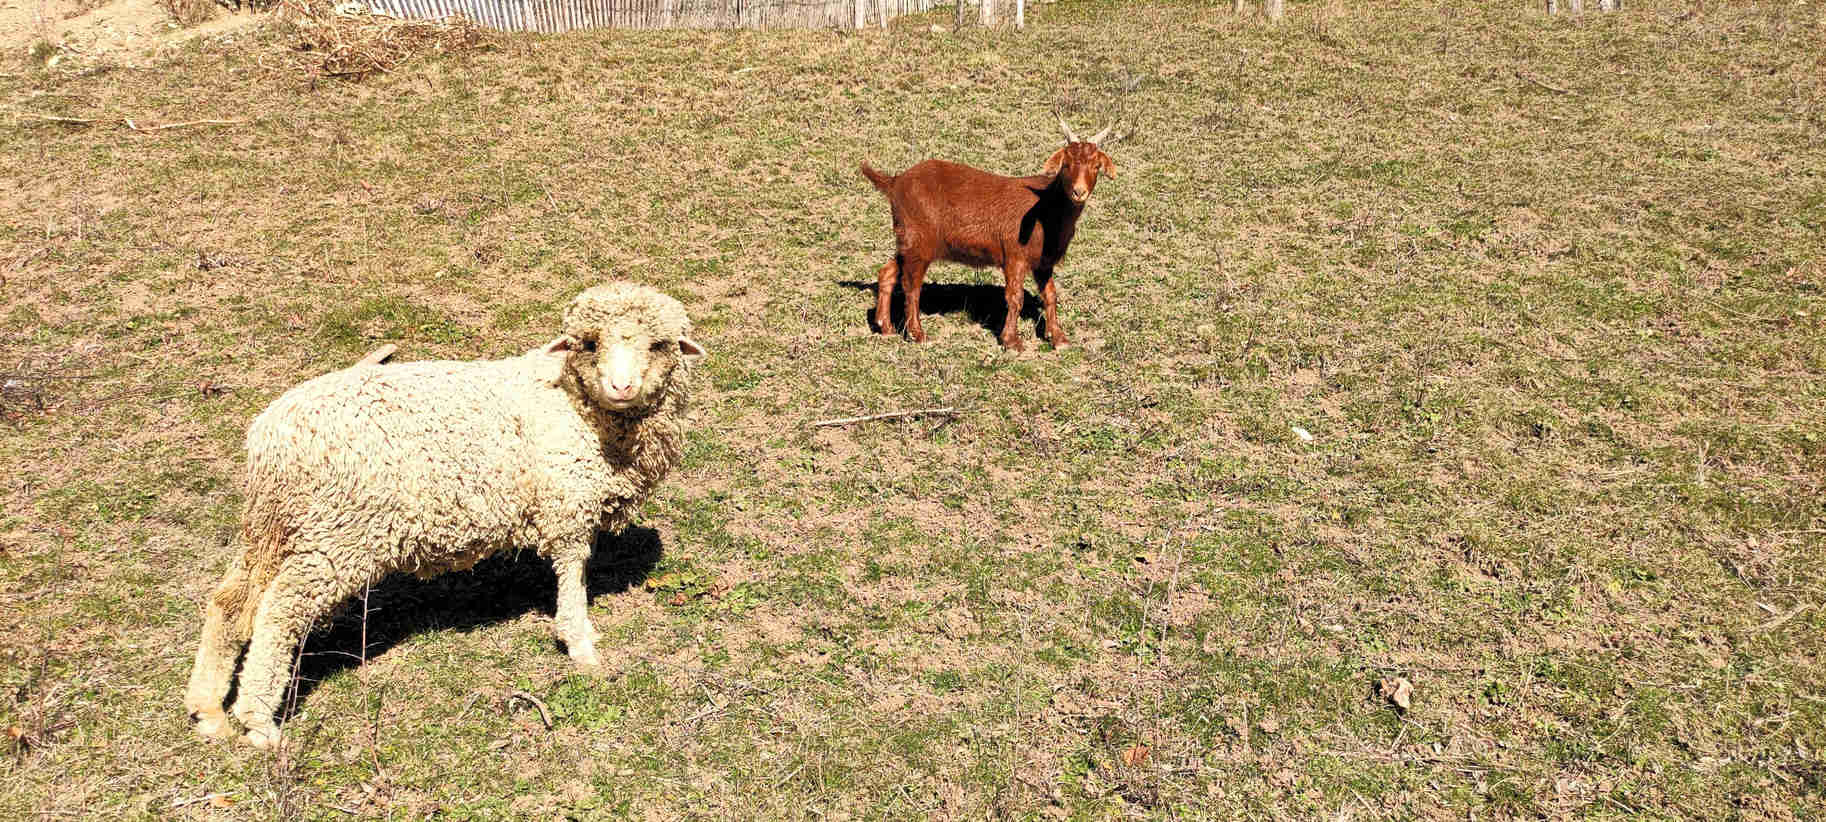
[2,0,261,62]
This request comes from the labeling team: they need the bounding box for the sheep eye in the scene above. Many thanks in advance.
[650,340,671,352]
[581,340,597,353]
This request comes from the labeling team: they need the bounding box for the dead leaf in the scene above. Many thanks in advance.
[210,795,233,809]
[1379,677,1414,711]
[1225,715,1249,744]
[667,591,689,606]
[1120,743,1150,768]
[1256,716,1281,734]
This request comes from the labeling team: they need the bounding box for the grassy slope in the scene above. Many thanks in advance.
[2,1,1823,818]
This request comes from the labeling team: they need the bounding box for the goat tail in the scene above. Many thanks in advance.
[858,162,895,194]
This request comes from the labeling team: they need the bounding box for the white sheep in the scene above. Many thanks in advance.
[182,282,706,750]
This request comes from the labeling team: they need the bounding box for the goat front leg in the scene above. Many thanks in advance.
[874,259,899,337]
[552,545,601,668]
[1036,267,1068,348]
[999,262,1028,351]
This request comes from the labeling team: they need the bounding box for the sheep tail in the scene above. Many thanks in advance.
[859,163,895,194]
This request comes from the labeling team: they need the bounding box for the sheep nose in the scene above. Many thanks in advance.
[607,380,637,401]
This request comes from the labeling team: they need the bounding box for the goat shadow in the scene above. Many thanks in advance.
[834,280,1045,342]
[279,526,663,711]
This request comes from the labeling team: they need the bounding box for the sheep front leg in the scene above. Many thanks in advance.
[552,551,600,667]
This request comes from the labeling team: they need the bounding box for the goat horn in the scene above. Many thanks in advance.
[1056,112,1079,144]
[1089,124,1113,144]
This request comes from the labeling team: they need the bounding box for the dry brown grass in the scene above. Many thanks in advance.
[0,0,1822,818]
[157,0,220,28]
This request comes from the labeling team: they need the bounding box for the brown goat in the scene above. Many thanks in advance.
[860,116,1119,350]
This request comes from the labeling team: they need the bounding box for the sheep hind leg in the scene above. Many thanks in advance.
[184,552,252,740]
[230,554,354,751]
[552,552,601,668]
[874,259,899,337]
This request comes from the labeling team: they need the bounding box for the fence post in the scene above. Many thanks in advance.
[981,0,996,26]
[1264,0,1281,21]
[1014,0,1022,28]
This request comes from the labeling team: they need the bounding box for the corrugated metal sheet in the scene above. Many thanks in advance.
[363,0,941,31]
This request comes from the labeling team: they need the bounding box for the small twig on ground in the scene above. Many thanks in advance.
[170,793,228,809]
[354,344,397,367]
[15,113,245,130]
[1515,70,1574,95]
[507,690,553,730]
[1756,603,1813,634]
[124,118,247,131]
[810,407,956,427]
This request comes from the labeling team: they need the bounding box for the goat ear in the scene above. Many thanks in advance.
[1042,148,1068,176]
[678,337,708,360]
[1097,153,1117,179]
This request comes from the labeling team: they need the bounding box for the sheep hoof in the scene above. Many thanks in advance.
[567,645,603,668]
[242,725,282,751]
[191,711,236,741]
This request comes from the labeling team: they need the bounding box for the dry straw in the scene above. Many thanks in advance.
[278,0,498,79]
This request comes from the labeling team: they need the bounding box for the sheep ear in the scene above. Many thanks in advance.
[1042,148,1068,176]
[678,337,708,360]
[541,335,574,355]
[1097,152,1117,179]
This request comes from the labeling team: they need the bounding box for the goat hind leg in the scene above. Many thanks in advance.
[874,259,899,336]
[901,258,930,343]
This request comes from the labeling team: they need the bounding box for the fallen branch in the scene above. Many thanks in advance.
[506,690,552,730]
[1515,70,1574,95]
[354,344,397,367]
[809,407,957,427]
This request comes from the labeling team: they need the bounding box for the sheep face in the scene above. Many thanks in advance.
[558,284,706,414]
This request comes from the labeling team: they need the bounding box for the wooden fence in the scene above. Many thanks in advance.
[359,0,945,31]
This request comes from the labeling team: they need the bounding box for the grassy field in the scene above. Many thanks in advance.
[3,0,1824,817]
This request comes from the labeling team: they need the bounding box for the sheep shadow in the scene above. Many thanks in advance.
[283,526,663,709]
[835,280,1044,342]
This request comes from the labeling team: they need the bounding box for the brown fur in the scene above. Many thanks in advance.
[859,140,1116,350]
